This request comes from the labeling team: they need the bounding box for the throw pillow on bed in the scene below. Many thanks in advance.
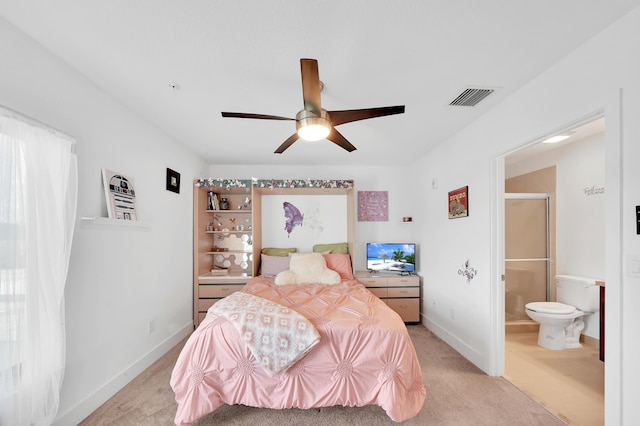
[322,253,354,280]
[312,242,349,254]
[275,252,341,285]
[260,254,291,278]
[261,247,297,257]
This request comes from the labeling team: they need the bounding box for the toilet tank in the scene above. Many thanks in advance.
[555,275,600,312]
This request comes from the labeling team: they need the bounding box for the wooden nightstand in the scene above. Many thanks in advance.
[196,274,250,324]
[355,271,421,324]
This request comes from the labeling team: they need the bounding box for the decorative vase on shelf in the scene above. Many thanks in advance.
[219,198,229,210]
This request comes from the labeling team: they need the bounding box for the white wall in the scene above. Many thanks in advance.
[0,18,207,425]
[208,165,419,272]
[411,6,640,424]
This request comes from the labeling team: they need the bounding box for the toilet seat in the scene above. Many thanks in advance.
[526,301,576,315]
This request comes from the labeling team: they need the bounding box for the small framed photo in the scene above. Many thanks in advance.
[448,186,468,219]
[166,168,181,194]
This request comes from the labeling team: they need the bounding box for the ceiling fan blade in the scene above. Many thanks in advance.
[274,133,300,154]
[300,58,322,115]
[328,105,405,126]
[327,127,357,152]
[221,112,294,121]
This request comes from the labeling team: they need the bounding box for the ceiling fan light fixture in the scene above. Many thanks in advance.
[298,123,330,141]
[296,110,331,141]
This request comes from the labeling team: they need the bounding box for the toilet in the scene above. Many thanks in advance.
[525,275,599,350]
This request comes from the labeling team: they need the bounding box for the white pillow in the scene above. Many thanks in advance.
[275,252,341,285]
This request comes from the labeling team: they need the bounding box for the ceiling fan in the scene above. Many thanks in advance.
[221,58,405,154]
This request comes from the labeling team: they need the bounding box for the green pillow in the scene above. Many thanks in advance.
[261,247,297,257]
[313,242,349,254]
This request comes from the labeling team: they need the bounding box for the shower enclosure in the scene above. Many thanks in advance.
[505,193,550,321]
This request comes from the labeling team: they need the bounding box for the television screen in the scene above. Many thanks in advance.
[367,243,416,273]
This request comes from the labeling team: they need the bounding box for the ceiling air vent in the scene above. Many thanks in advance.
[449,87,495,107]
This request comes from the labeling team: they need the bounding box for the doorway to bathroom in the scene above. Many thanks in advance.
[500,115,606,424]
[505,193,551,328]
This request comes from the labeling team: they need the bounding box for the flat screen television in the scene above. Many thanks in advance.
[366,243,416,274]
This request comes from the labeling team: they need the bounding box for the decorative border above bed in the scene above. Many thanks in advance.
[195,178,354,190]
[194,178,251,189]
[253,179,354,189]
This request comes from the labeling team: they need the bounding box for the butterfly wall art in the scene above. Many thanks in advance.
[283,202,304,237]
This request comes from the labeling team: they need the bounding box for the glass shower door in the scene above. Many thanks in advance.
[505,193,550,321]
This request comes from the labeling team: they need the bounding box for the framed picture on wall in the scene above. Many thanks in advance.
[166,168,181,194]
[102,169,139,220]
[448,186,468,219]
[357,191,389,221]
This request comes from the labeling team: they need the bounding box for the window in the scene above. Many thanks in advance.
[0,106,77,425]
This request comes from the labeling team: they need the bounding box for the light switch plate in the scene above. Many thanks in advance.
[626,254,640,278]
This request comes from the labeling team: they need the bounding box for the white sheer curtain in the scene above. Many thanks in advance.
[0,105,77,426]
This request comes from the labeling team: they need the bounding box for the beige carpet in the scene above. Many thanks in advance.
[79,325,565,425]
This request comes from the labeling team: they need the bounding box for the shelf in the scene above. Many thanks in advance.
[206,209,251,213]
[205,250,252,254]
[80,216,151,229]
[199,272,253,279]
[206,230,252,234]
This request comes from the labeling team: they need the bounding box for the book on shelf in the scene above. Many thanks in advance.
[207,191,220,210]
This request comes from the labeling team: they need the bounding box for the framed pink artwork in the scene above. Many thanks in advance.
[358,191,388,221]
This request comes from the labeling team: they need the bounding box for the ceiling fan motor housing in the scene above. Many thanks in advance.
[296,109,332,141]
[296,109,331,129]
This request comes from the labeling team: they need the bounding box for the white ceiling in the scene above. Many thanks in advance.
[1,1,638,166]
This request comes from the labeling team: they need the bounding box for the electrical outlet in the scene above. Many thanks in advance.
[147,320,155,334]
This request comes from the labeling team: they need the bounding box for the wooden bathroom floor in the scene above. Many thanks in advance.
[504,331,604,425]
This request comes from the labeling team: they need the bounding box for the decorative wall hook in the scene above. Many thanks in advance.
[458,259,478,284]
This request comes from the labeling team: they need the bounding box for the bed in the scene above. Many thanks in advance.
[170,253,426,424]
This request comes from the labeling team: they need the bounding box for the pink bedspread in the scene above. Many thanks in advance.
[170,277,426,424]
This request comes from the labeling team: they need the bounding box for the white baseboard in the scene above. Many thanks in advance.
[53,321,193,426]
[421,314,484,371]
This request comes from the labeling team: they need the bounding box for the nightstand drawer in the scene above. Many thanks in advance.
[199,284,244,298]
[387,276,419,287]
[385,298,420,323]
[357,277,387,287]
[367,287,388,298]
[198,298,219,312]
[388,287,420,298]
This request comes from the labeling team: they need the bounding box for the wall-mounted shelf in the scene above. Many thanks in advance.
[80,216,152,229]
[205,250,252,255]
[206,230,252,234]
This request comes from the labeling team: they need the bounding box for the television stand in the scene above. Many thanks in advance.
[355,271,421,323]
